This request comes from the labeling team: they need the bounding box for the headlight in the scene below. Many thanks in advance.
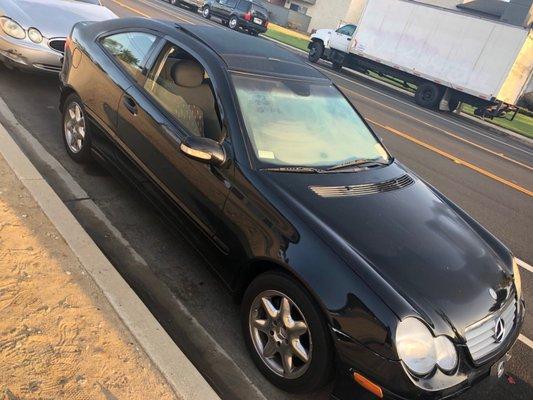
[512,258,522,299]
[396,318,458,376]
[434,336,458,372]
[27,27,43,43]
[396,318,436,376]
[0,17,26,39]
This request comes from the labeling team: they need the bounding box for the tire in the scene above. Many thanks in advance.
[229,16,239,30]
[331,61,343,72]
[62,93,92,163]
[169,0,177,5]
[414,82,444,109]
[242,271,334,393]
[308,41,324,63]
[201,6,211,19]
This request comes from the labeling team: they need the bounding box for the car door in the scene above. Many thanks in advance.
[110,35,232,263]
[216,0,238,18]
[329,24,356,53]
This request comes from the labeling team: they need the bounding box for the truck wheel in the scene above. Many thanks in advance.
[415,82,443,109]
[331,61,343,72]
[308,41,323,63]
[229,16,239,30]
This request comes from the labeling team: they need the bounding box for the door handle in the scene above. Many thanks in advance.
[123,95,138,115]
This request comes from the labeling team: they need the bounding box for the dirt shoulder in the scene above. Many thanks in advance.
[0,153,178,400]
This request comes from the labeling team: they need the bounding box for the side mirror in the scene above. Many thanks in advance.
[180,136,226,166]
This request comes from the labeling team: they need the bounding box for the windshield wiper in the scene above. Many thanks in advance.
[261,166,327,174]
[326,158,389,172]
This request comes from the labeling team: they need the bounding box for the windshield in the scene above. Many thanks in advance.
[232,74,390,169]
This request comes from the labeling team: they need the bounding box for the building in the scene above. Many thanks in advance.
[261,0,533,32]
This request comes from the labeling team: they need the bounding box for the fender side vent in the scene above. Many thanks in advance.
[309,174,414,198]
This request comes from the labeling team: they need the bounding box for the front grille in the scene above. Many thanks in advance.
[48,38,66,53]
[309,174,414,198]
[464,297,517,363]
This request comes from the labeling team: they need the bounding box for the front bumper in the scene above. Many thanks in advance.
[0,34,62,73]
[332,299,525,400]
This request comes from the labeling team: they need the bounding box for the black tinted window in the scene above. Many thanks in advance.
[236,0,250,12]
[222,0,238,7]
[101,32,157,80]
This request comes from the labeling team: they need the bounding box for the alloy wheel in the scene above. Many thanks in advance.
[64,102,86,154]
[202,7,210,18]
[249,290,312,379]
[229,17,238,29]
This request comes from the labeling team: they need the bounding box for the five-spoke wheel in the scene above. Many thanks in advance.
[62,93,92,162]
[242,271,333,392]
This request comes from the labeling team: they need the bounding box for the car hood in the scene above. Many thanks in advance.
[260,162,513,335]
[0,0,116,38]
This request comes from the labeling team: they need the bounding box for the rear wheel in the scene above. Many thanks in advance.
[202,5,211,19]
[62,93,92,163]
[242,271,334,393]
[229,16,239,30]
[308,41,324,63]
[415,82,443,109]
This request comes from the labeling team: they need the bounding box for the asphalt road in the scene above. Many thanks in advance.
[0,0,531,399]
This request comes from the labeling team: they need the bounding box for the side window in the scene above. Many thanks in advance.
[101,31,157,81]
[144,44,223,141]
[236,0,250,12]
[226,0,238,7]
[336,25,356,36]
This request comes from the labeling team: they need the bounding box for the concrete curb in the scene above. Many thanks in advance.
[0,121,220,400]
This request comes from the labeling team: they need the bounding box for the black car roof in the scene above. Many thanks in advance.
[179,24,327,81]
[92,18,328,81]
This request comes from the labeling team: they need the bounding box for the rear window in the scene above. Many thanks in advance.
[252,4,268,15]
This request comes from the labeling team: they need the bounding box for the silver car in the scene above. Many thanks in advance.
[0,0,116,73]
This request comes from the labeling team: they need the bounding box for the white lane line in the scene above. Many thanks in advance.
[517,258,533,274]
[135,0,197,24]
[519,334,533,350]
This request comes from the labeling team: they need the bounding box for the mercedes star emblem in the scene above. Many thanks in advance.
[493,318,506,343]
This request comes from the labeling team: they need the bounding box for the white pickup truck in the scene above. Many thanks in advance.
[308,0,533,116]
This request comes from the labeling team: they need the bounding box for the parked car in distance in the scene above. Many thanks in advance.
[0,0,116,73]
[60,17,524,400]
[167,0,203,13]
[202,0,269,35]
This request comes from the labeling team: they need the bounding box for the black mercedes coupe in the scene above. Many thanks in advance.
[59,18,524,400]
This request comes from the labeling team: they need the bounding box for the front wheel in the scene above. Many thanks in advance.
[308,41,324,63]
[202,6,211,19]
[62,93,92,163]
[229,16,239,30]
[242,271,334,393]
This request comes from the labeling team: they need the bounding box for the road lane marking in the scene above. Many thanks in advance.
[367,119,533,197]
[519,334,533,349]
[107,0,150,17]
[133,0,197,24]
[341,88,533,172]
[517,259,533,274]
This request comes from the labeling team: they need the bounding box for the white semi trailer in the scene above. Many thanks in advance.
[308,0,533,117]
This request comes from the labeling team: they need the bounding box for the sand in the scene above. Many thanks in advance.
[0,154,178,400]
